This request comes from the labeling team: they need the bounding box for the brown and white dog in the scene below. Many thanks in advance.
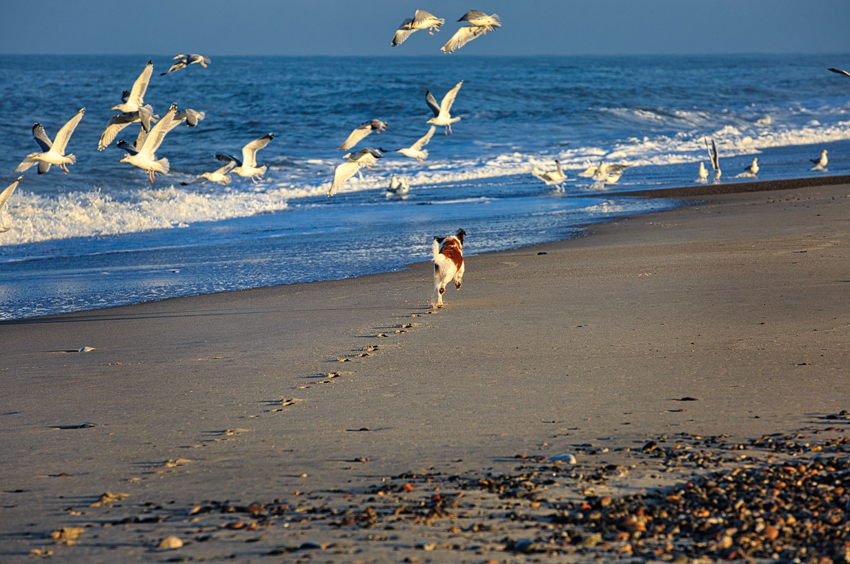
[432,229,465,307]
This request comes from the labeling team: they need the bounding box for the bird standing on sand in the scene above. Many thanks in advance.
[396,125,435,162]
[392,9,445,46]
[697,162,708,182]
[0,176,23,232]
[386,174,410,197]
[339,120,387,151]
[328,148,384,196]
[161,54,211,75]
[811,150,828,170]
[705,138,721,179]
[532,160,567,190]
[15,108,85,175]
[426,81,463,134]
[120,104,178,183]
[217,134,275,184]
[441,11,500,53]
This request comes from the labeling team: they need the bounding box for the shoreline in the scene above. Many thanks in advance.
[1,178,850,562]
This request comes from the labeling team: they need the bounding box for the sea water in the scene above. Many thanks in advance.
[1,54,848,319]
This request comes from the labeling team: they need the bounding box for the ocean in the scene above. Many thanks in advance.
[1,54,849,320]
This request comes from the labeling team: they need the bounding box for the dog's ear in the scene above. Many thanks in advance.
[434,236,446,244]
[455,229,465,244]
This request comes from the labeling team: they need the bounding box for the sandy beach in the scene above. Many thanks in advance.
[2,179,850,563]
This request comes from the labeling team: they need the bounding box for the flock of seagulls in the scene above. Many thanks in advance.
[391,9,501,53]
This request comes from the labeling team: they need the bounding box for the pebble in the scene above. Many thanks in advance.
[157,535,183,550]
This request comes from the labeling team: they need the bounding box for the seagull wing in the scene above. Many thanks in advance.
[216,153,242,167]
[0,176,22,211]
[439,81,463,117]
[13,157,37,173]
[328,160,362,196]
[128,59,153,106]
[458,10,487,22]
[828,68,850,78]
[441,26,484,53]
[578,165,598,177]
[51,108,85,154]
[213,160,236,175]
[242,134,274,168]
[392,19,415,46]
[98,113,138,150]
[161,59,187,75]
[339,123,373,151]
[32,123,53,152]
[709,139,720,170]
[411,125,436,151]
[139,104,178,158]
[116,138,140,155]
[425,91,441,117]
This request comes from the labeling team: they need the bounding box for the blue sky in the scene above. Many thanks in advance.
[2,0,849,56]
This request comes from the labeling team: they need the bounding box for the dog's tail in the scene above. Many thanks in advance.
[432,237,440,262]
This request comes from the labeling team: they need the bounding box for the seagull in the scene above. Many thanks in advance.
[98,106,158,151]
[426,81,463,134]
[705,137,721,179]
[328,148,384,197]
[173,108,206,127]
[744,157,759,176]
[392,9,445,46]
[531,160,567,190]
[0,176,22,231]
[828,68,850,78]
[811,149,828,170]
[161,54,211,75]
[697,162,708,182]
[386,174,410,198]
[578,162,632,184]
[396,125,435,162]
[120,103,178,183]
[216,134,275,184]
[15,108,85,175]
[111,60,155,133]
[442,11,500,53]
[457,10,501,32]
[339,120,387,151]
[181,159,236,186]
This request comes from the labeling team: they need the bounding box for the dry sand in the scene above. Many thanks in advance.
[1,180,850,562]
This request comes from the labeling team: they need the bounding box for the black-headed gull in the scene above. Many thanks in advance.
[15,108,85,175]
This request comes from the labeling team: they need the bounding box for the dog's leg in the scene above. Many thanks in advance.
[454,262,465,290]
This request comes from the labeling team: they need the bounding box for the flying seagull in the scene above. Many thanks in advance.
[426,81,463,134]
[392,9,445,46]
[216,134,275,184]
[328,148,384,197]
[0,176,23,232]
[705,137,721,179]
[112,60,155,132]
[15,108,85,175]
[120,103,178,183]
[532,160,567,190]
[339,120,387,151]
[828,68,850,78]
[182,159,236,186]
[162,54,211,75]
[442,11,501,53]
[396,125,435,162]
[811,149,828,170]
[386,174,410,198]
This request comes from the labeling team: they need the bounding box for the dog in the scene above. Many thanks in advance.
[432,229,465,307]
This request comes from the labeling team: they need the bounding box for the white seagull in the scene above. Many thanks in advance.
[705,138,721,179]
[397,125,435,162]
[743,158,759,177]
[386,174,410,198]
[217,134,275,184]
[811,149,828,170]
[120,103,178,183]
[531,160,567,190]
[697,162,708,182]
[98,105,158,151]
[578,162,632,184]
[111,60,155,133]
[15,108,85,175]
[116,109,202,156]
[392,9,445,46]
[339,120,387,151]
[182,159,236,186]
[426,81,463,134]
[162,54,211,75]
[0,176,23,232]
[328,148,384,197]
[441,11,501,53]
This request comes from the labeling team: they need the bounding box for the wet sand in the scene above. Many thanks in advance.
[2,179,850,562]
